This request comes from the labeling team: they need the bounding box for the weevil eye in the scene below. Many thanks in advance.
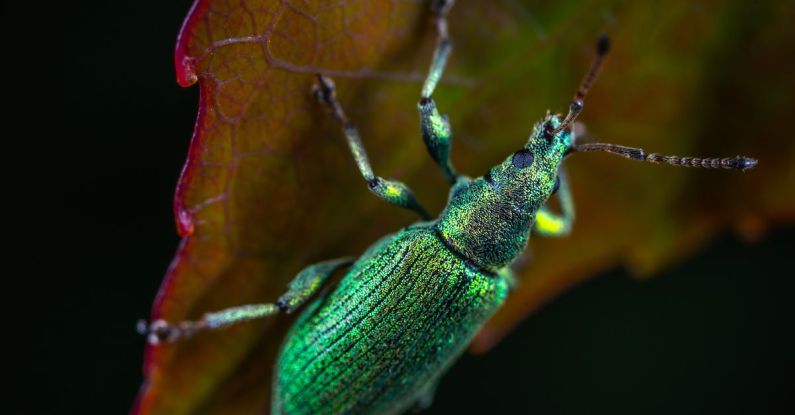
[512,149,535,169]
[551,176,561,194]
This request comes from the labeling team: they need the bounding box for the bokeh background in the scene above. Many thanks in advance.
[6,0,793,414]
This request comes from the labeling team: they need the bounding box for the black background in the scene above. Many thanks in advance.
[5,1,793,414]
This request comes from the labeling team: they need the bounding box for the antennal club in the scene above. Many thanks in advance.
[547,33,611,138]
[573,143,758,171]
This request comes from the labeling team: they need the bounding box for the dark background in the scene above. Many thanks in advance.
[5,1,793,414]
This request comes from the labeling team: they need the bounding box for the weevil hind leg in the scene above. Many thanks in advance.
[410,379,440,413]
[418,0,459,185]
[138,257,353,345]
[312,75,430,219]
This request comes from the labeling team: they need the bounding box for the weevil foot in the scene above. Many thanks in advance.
[137,318,205,345]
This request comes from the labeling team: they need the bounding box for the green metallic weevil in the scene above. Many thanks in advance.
[139,1,757,413]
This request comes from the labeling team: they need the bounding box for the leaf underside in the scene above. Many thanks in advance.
[135,1,795,414]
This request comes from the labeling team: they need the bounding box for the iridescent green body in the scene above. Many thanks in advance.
[271,117,572,414]
[272,9,572,411]
[273,224,509,414]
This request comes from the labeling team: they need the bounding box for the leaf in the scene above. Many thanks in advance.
[135,1,795,414]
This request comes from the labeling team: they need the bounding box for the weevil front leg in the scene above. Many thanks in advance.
[418,0,459,185]
[313,76,430,219]
[138,257,353,345]
[533,166,575,237]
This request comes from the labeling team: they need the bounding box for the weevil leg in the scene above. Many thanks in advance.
[533,166,575,237]
[138,257,353,345]
[410,379,440,413]
[418,0,459,185]
[312,75,430,219]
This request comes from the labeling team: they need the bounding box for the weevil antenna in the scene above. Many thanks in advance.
[572,142,758,171]
[547,34,611,138]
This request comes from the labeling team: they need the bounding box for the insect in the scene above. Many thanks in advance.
[139,1,757,413]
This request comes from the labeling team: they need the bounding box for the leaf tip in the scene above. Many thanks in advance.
[174,0,203,87]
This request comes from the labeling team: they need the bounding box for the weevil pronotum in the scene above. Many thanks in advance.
[139,1,758,413]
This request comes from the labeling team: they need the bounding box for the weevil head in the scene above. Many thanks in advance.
[437,113,572,271]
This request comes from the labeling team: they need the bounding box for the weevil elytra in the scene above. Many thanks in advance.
[139,1,758,413]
